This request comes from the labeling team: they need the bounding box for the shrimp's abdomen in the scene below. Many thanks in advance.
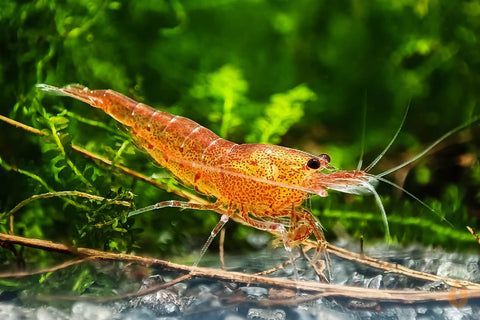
[37,84,230,197]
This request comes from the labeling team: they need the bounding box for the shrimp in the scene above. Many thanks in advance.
[35,84,477,274]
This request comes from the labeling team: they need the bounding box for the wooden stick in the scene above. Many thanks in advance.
[0,257,97,278]
[219,228,226,270]
[0,114,47,136]
[467,226,480,245]
[1,233,480,304]
[322,241,479,289]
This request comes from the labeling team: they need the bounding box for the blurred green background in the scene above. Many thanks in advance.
[1,0,480,272]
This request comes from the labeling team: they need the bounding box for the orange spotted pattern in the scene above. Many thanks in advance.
[38,84,341,245]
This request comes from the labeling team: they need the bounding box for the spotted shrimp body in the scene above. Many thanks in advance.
[36,84,380,269]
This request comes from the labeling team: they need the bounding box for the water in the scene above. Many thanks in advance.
[0,241,479,320]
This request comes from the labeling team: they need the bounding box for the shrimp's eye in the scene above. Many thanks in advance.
[319,153,331,164]
[306,158,321,169]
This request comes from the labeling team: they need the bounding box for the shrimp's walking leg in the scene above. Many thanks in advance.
[298,208,332,280]
[240,211,300,280]
[127,201,219,218]
[194,213,229,266]
[127,201,228,266]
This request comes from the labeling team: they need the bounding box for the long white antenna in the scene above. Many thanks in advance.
[356,93,368,171]
[375,175,453,227]
[378,114,480,178]
[364,103,410,173]
[362,181,391,242]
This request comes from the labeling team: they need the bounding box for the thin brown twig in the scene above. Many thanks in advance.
[467,226,480,246]
[2,233,480,303]
[0,114,47,136]
[254,251,301,276]
[219,228,226,271]
[9,216,13,236]
[0,257,98,278]
[37,273,192,303]
[321,241,478,289]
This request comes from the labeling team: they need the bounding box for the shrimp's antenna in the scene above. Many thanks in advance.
[356,92,368,171]
[364,102,410,173]
[361,180,391,242]
[377,114,480,178]
[327,176,391,242]
[375,175,453,227]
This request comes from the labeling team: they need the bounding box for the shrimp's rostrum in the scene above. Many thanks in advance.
[36,84,371,259]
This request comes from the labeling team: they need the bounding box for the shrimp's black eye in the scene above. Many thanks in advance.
[306,158,321,169]
[319,153,331,164]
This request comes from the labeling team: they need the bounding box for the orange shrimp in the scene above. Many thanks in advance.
[35,84,477,273]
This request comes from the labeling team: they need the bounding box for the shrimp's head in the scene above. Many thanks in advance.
[221,144,333,206]
[304,167,390,240]
[227,144,379,199]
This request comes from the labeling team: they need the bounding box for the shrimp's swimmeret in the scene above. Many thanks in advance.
[36,84,387,269]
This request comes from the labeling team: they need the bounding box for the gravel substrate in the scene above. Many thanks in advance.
[1,240,478,320]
